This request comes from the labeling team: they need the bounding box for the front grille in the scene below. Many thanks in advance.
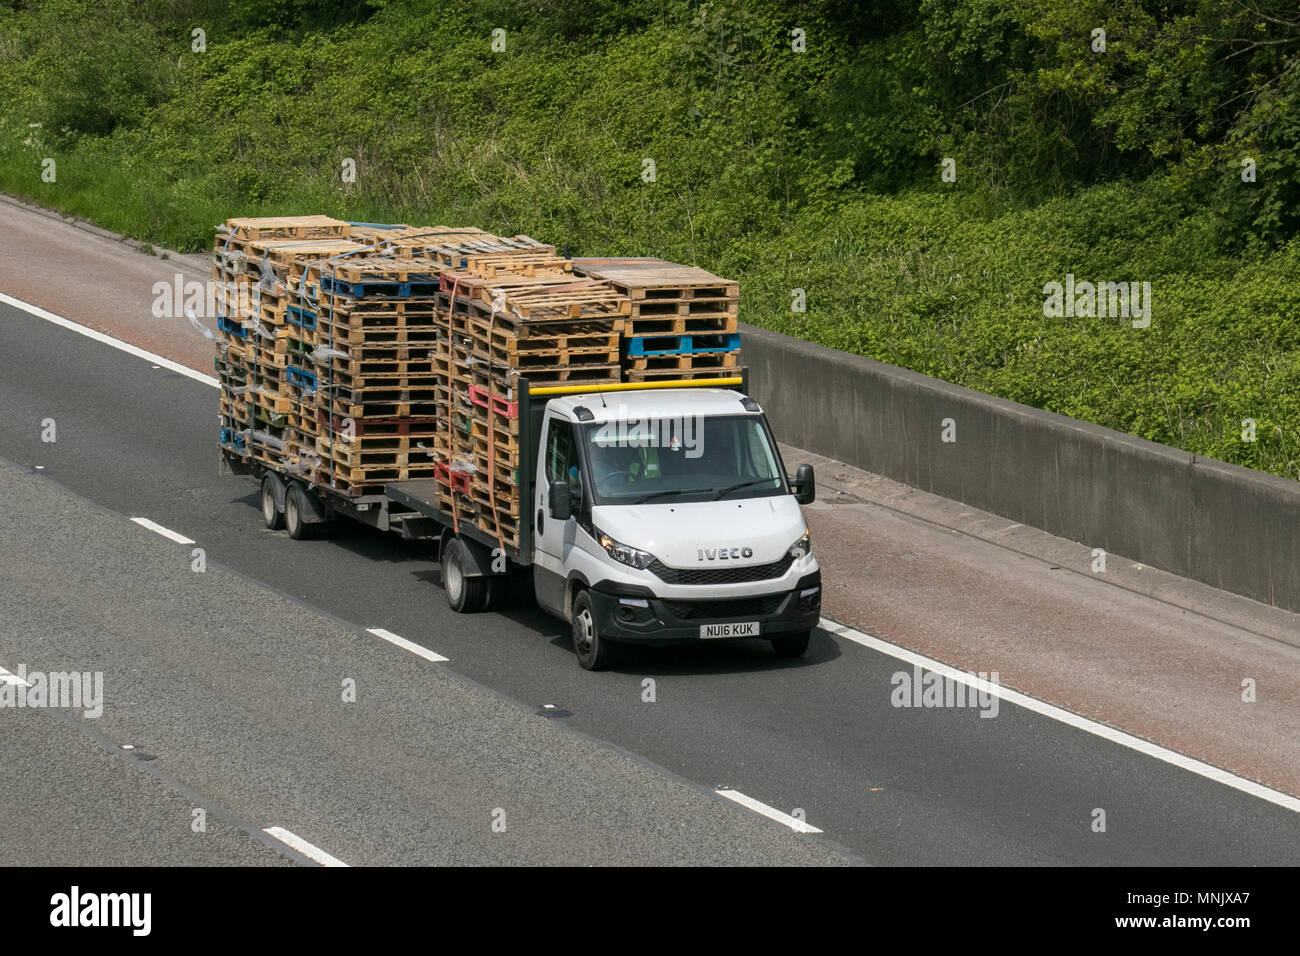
[662,595,786,621]
[649,553,794,585]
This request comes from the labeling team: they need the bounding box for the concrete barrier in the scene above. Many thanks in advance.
[742,323,1300,614]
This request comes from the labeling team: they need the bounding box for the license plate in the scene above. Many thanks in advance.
[700,621,760,639]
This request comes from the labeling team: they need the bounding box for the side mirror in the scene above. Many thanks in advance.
[791,463,816,505]
[548,479,573,520]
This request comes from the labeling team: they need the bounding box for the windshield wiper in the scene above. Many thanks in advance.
[712,477,781,500]
[634,487,713,504]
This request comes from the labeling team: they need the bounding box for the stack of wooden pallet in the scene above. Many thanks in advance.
[216,220,746,535]
[347,224,556,269]
[301,254,447,493]
[572,258,741,381]
[428,259,630,548]
[213,216,361,470]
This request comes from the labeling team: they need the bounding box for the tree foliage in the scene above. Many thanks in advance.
[0,0,1297,476]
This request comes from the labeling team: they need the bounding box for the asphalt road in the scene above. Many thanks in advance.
[2,300,1298,865]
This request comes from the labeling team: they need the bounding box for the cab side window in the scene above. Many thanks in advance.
[544,419,581,495]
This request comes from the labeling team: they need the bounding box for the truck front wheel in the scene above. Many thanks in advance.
[770,630,812,659]
[571,591,611,671]
[442,537,487,613]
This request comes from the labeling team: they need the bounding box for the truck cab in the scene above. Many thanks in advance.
[531,387,821,669]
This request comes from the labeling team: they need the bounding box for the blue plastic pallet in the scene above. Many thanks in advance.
[216,314,247,338]
[219,428,248,452]
[285,365,316,390]
[319,276,441,298]
[626,332,741,357]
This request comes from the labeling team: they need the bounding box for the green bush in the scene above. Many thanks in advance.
[0,0,1297,478]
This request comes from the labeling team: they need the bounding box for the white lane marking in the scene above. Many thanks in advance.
[366,627,449,663]
[262,827,349,867]
[0,665,32,688]
[716,789,822,833]
[0,291,219,388]
[820,616,1300,816]
[130,516,196,545]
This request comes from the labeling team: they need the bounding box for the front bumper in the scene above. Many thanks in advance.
[589,571,822,644]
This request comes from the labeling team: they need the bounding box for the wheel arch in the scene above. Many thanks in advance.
[563,571,592,623]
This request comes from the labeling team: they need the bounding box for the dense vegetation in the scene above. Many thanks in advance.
[1,0,1298,476]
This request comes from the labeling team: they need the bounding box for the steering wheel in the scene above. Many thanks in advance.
[600,470,636,485]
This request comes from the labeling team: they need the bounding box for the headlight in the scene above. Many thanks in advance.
[788,529,811,558]
[595,527,657,570]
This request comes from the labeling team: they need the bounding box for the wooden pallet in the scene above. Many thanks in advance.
[475,510,520,548]
[467,316,620,352]
[471,332,620,370]
[318,371,444,394]
[571,257,739,300]
[440,270,583,303]
[314,409,441,436]
[470,485,522,518]
[493,282,630,322]
[306,255,442,285]
[314,459,442,484]
[470,440,520,473]
[439,277,629,325]
[313,432,441,453]
[320,394,443,419]
[315,302,441,325]
[314,322,442,347]
[626,298,738,322]
[222,215,351,242]
[315,436,440,469]
[626,312,739,337]
[625,351,740,372]
[412,234,555,269]
[464,252,572,280]
[466,409,522,440]
[223,238,362,276]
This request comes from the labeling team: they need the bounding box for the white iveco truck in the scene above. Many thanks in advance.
[227,375,822,669]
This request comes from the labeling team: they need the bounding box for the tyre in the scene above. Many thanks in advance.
[442,537,488,613]
[261,476,284,530]
[770,630,811,659]
[571,591,612,671]
[284,485,314,541]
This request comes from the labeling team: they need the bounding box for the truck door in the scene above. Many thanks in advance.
[534,412,581,615]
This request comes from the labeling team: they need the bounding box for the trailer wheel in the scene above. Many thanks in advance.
[572,591,611,671]
[285,486,314,541]
[260,476,284,531]
[770,630,811,659]
[442,537,487,613]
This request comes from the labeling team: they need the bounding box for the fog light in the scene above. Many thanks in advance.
[617,597,649,622]
[798,586,821,612]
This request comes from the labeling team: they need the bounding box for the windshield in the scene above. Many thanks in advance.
[582,414,786,505]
